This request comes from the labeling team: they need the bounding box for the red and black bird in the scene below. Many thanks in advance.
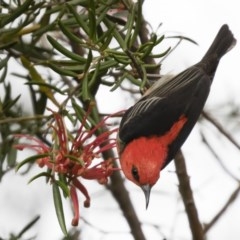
[117,24,236,207]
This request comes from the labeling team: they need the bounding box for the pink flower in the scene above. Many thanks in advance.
[14,108,119,226]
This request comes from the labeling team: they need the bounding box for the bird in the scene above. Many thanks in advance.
[117,24,236,208]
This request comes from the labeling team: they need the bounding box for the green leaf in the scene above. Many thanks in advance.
[28,171,53,184]
[46,62,78,77]
[0,55,10,70]
[64,154,85,166]
[110,72,127,91]
[150,47,171,58]
[67,3,89,35]
[0,0,33,28]
[89,61,101,88]
[47,35,86,63]
[25,81,65,95]
[2,94,20,112]
[71,98,97,128]
[16,153,51,172]
[58,174,69,198]
[58,21,84,44]
[21,56,60,107]
[112,54,131,65]
[127,73,142,86]
[7,144,17,168]
[88,0,96,41]
[103,18,126,50]
[17,215,40,238]
[71,99,90,128]
[55,179,70,198]
[139,63,148,90]
[98,59,118,71]
[52,182,68,236]
[98,25,115,51]
[132,0,142,45]
[124,4,136,47]
[82,50,93,101]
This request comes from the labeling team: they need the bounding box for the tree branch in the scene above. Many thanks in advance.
[202,111,240,150]
[174,150,205,240]
[100,123,147,240]
[200,130,240,182]
[204,183,240,233]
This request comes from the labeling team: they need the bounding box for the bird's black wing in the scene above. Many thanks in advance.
[119,67,211,168]
[119,67,210,141]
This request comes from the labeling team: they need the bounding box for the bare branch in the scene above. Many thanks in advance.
[202,111,240,150]
[204,184,240,233]
[200,130,240,182]
[100,123,147,240]
[174,150,205,240]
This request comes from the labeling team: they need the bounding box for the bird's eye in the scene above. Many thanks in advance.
[131,165,139,182]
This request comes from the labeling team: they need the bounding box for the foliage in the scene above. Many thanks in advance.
[0,0,170,237]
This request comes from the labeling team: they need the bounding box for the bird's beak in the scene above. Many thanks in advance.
[141,184,151,209]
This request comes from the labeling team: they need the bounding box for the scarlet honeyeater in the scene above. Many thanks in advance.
[117,24,236,207]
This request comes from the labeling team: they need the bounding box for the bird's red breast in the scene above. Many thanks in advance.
[120,115,187,186]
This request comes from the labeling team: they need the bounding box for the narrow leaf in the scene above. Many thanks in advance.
[82,50,93,101]
[46,62,78,77]
[55,179,70,197]
[124,4,136,47]
[0,56,10,70]
[47,35,86,63]
[103,18,126,50]
[21,56,60,107]
[88,0,96,41]
[0,0,33,27]
[67,3,89,35]
[17,215,40,238]
[52,182,68,236]
[58,21,83,44]
[25,82,65,95]
[16,153,51,172]
[0,64,8,83]
[28,172,53,184]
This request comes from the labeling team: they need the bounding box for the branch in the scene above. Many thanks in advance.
[202,111,240,150]
[204,183,240,233]
[108,167,147,240]
[200,130,240,182]
[99,120,147,240]
[174,150,205,240]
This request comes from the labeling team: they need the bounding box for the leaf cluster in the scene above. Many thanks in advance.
[0,0,171,237]
[0,0,169,176]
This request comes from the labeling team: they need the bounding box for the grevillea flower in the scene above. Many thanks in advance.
[14,108,118,227]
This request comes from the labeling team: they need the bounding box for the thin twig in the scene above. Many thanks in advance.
[174,150,205,240]
[0,115,50,125]
[204,184,240,233]
[200,130,240,182]
[202,111,240,150]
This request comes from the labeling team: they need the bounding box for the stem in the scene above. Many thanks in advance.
[202,111,240,150]
[174,150,205,240]
[101,132,147,240]
[204,183,240,233]
[90,104,147,240]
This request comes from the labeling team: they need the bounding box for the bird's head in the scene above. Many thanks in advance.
[118,136,167,208]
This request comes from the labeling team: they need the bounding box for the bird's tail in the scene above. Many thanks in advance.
[199,25,236,78]
[201,24,236,63]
